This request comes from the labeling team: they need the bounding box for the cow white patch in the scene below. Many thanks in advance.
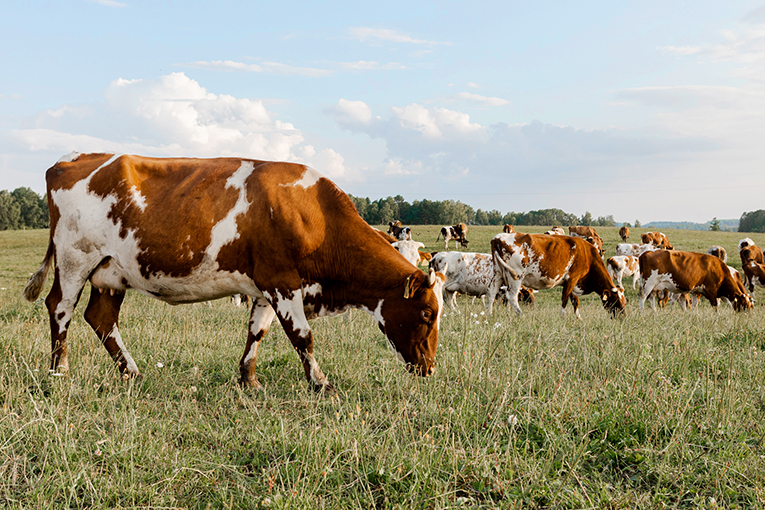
[279,166,322,189]
[207,161,254,260]
[108,326,139,375]
[57,151,81,163]
[129,185,147,212]
[270,289,311,338]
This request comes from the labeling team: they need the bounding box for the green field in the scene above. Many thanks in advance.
[2,226,765,508]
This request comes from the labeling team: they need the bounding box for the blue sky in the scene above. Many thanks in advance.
[2,1,765,223]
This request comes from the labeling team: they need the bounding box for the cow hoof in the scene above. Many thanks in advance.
[240,378,264,391]
[311,381,335,395]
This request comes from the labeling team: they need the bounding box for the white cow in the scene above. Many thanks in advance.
[392,240,426,267]
[429,251,494,310]
[606,255,641,289]
[616,243,656,257]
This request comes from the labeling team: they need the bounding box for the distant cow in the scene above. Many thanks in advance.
[586,235,605,257]
[641,232,673,250]
[388,221,412,241]
[707,245,727,263]
[391,240,426,267]
[503,224,515,234]
[739,240,764,293]
[638,250,752,311]
[616,243,657,258]
[606,255,641,289]
[487,233,626,318]
[741,248,765,295]
[569,225,599,239]
[23,153,447,391]
[544,226,565,235]
[436,223,469,250]
[619,226,630,241]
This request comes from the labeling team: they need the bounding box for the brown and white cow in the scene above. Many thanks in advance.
[706,245,727,263]
[641,231,673,250]
[568,225,599,239]
[388,220,412,241]
[429,251,493,310]
[619,226,630,241]
[638,250,752,312]
[544,226,566,236]
[606,255,641,289]
[436,223,469,250]
[487,233,626,317]
[739,238,764,263]
[391,240,426,267]
[22,153,447,391]
[741,250,765,295]
[503,224,515,234]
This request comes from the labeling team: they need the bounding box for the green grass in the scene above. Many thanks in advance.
[2,227,765,508]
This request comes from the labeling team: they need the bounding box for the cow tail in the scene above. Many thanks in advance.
[435,231,442,243]
[493,249,520,281]
[22,238,54,302]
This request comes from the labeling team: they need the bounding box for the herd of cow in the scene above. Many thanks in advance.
[20,154,762,391]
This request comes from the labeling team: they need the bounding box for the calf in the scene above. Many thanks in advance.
[606,255,641,289]
[487,233,626,318]
[638,250,752,312]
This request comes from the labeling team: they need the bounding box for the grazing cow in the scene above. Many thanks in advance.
[641,232,673,250]
[606,255,641,289]
[503,224,515,234]
[429,251,494,310]
[436,223,469,250]
[739,238,764,264]
[544,226,565,236]
[568,225,599,239]
[741,249,765,295]
[619,226,630,241]
[616,243,656,258]
[707,245,727,263]
[487,233,626,318]
[388,221,412,241]
[391,240,426,267]
[586,235,605,257]
[638,250,752,312]
[22,153,447,391]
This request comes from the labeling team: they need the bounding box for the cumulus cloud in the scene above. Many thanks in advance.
[12,72,350,179]
[455,92,509,107]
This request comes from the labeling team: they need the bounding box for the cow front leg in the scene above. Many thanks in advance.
[239,296,276,389]
[83,286,139,377]
[268,289,332,392]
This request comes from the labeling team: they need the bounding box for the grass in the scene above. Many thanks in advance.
[1,226,765,508]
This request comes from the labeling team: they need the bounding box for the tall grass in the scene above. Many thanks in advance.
[1,227,765,508]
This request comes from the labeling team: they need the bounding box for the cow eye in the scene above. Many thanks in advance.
[421,310,432,323]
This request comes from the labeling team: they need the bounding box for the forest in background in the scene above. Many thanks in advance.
[0,187,762,232]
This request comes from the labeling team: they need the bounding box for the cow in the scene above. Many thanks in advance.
[568,225,599,239]
[739,238,764,264]
[544,226,565,236]
[22,153,447,392]
[606,255,641,289]
[503,224,515,234]
[231,294,250,307]
[429,251,494,310]
[706,245,727,263]
[436,223,469,250]
[741,249,765,295]
[487,233,626,318]
[619,226,630,241]
[417,251,433,267]
[388,221,412,241]
[638,250,752,312]
[391,240,426,267]
[641,232,673,250]
[616,243,657,258]
[586,235,605,257]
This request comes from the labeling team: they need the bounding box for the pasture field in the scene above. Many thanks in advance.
[2,226,765,509]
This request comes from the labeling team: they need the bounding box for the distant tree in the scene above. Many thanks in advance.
[623,222,632,228]
[709,217,721,231]
[12,187,48,229]
[486,209,503,225]
[475,209,489,225]
[595,215,616,227]
[739,210,765,233]
[0,190,21,230]
[580,211,593,226]
[635,219,642,228]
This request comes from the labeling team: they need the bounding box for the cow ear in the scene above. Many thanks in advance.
[429,266,445,287]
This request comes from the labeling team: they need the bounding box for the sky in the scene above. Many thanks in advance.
[2,1,765,224]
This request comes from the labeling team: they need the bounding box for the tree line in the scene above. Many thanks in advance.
[739,210,765,233]
[0,188,49,230]
[347,194,618,227]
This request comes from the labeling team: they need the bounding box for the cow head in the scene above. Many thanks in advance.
[732,292,754,312]
[601,287,627,317]
[379,268,446,376]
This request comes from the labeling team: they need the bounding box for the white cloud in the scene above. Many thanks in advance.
[349,27,450,46]
[12,72,350,180]
[455,92,509,106]
[89,0,127,7]
[330,98,374,127]
[335,60,408,71]
[392,103,484,139]
[180,60,333,77]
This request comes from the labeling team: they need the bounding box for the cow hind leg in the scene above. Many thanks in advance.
[83,286,140,377]
[44,266,93,374]
[269,288,332,392]
[239,296,276,389]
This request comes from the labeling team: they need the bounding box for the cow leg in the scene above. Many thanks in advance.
[44,266,91,374]
[83,286,140,377]
[560,282,580,318]
[239,296,276,389]
[503,280,523,315]
[268,288,331,392]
